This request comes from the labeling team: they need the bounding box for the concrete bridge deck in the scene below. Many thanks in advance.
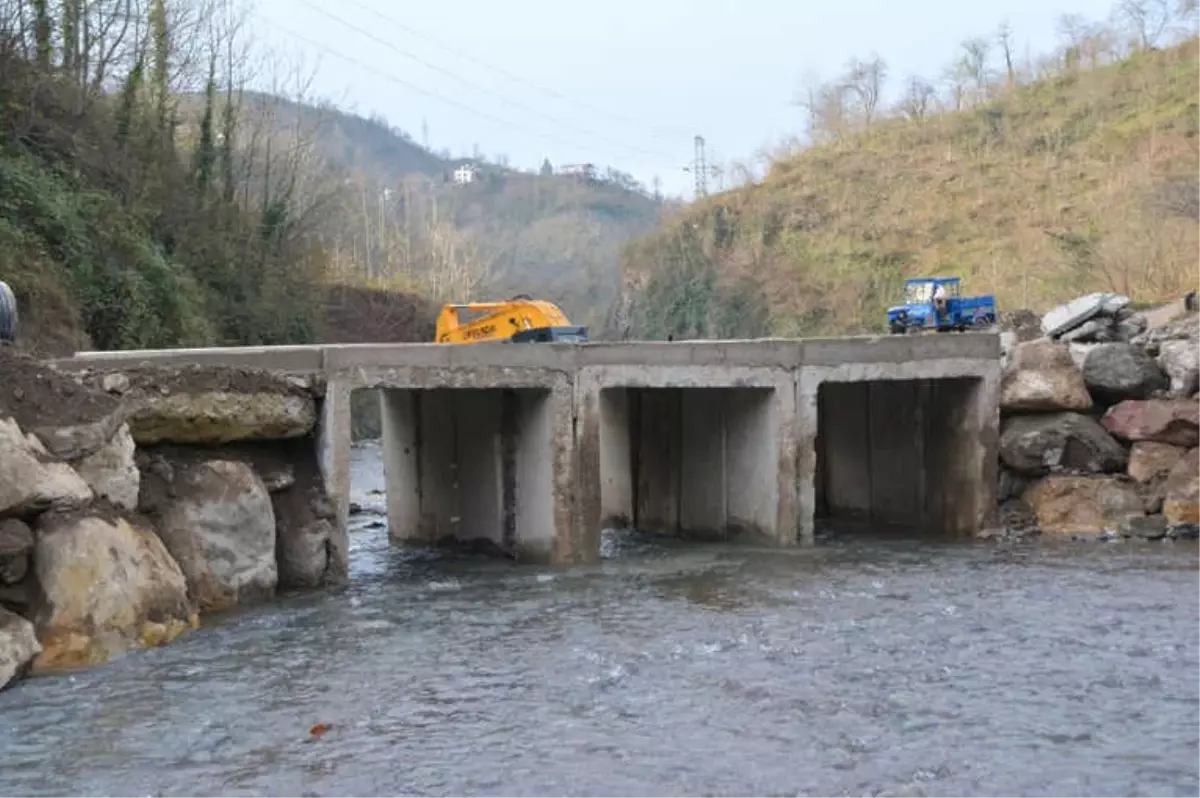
[61,334,1002,569]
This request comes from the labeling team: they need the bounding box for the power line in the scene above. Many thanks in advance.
[258,15,686,195]
[258,17,619,153]
[291,0,677,162]
[340,0,693,142]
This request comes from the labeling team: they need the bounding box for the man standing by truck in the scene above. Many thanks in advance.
[932,280,948,323]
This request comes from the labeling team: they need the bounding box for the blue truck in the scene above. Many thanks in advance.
[886,276,996,334]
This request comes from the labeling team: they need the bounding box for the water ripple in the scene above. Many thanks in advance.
[0,448,1196,796]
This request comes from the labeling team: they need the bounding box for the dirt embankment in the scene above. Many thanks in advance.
[0,348,120,430]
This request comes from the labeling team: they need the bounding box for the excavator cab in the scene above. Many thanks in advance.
[510,325,589,343]
[434,295,589,344]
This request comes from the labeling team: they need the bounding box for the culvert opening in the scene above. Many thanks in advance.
[814,377,983,538]
[376,387,556,561]
[598,386,777,541]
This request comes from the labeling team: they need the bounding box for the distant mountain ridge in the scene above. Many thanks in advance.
[175,90,669,334]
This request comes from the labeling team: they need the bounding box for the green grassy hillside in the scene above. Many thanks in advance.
[617,38,1199,340]
[2,41,653,355]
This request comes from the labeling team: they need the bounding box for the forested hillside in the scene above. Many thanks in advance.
[214,96,668,333]
[0,0,663,356]
[616,10,1199,340]
[0,0,355,355]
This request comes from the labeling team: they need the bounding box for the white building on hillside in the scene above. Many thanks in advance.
[453,163,479,185]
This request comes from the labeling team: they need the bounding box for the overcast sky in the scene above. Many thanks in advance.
[251,0,1120,198]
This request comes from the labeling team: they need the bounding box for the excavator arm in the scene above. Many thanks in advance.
[434,297,588,344]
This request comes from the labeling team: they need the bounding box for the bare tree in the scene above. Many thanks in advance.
[794,70,850,143]
[418,202,487,303]
[898,74,936,121]
[1178,0,1199,26]
[791,69,826,141]
[0,0,29,55]
[959,37,992,99]
[996,20,1017,89]
[813,81,850,141]
[1056,12,1093,67]
[728,159,758,189]
[1115,0,1172,49]
[841,53,887,126]
[940,59,970,111]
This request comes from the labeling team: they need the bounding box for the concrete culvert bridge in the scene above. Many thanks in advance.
[61,334,1002,569]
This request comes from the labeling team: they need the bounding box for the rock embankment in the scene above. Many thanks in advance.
[995,294,1198,542]
[0,352,338,690]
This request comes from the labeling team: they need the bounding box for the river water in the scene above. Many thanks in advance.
[1,443,1197,797]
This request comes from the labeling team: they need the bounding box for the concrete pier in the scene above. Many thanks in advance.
[62,333,1002,571]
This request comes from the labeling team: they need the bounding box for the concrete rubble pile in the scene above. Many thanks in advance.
[0,352,339,691]
[1039,292,1145,344]
[993,291,1199,542]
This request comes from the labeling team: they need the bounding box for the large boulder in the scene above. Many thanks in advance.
[999,308,1042,342]
[144,459,278,612]
[999,413,1128,476]
[1157,339,1199,397]
[1127,441,1187,484]
[129,391,316,446]
[0,607,40,690]
[72,364,320,446]
[263,448,337,587]
[1131,310,1198,356]
[0,518,33,585]
[1000,340,1093,412]
[1127,441,1187,513]
[1101,399,1200,447]
[70,423,139,511]
[1022,476,1145,536]
[1082,343,1168,404]
[0,417,93,517]
[32,511,196,671]
[1162,448,1199,529]
[273,484,339,589]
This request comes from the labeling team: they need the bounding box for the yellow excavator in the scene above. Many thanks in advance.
[434,294,589,344]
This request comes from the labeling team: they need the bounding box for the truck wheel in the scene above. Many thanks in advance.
[0,280,16,344]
